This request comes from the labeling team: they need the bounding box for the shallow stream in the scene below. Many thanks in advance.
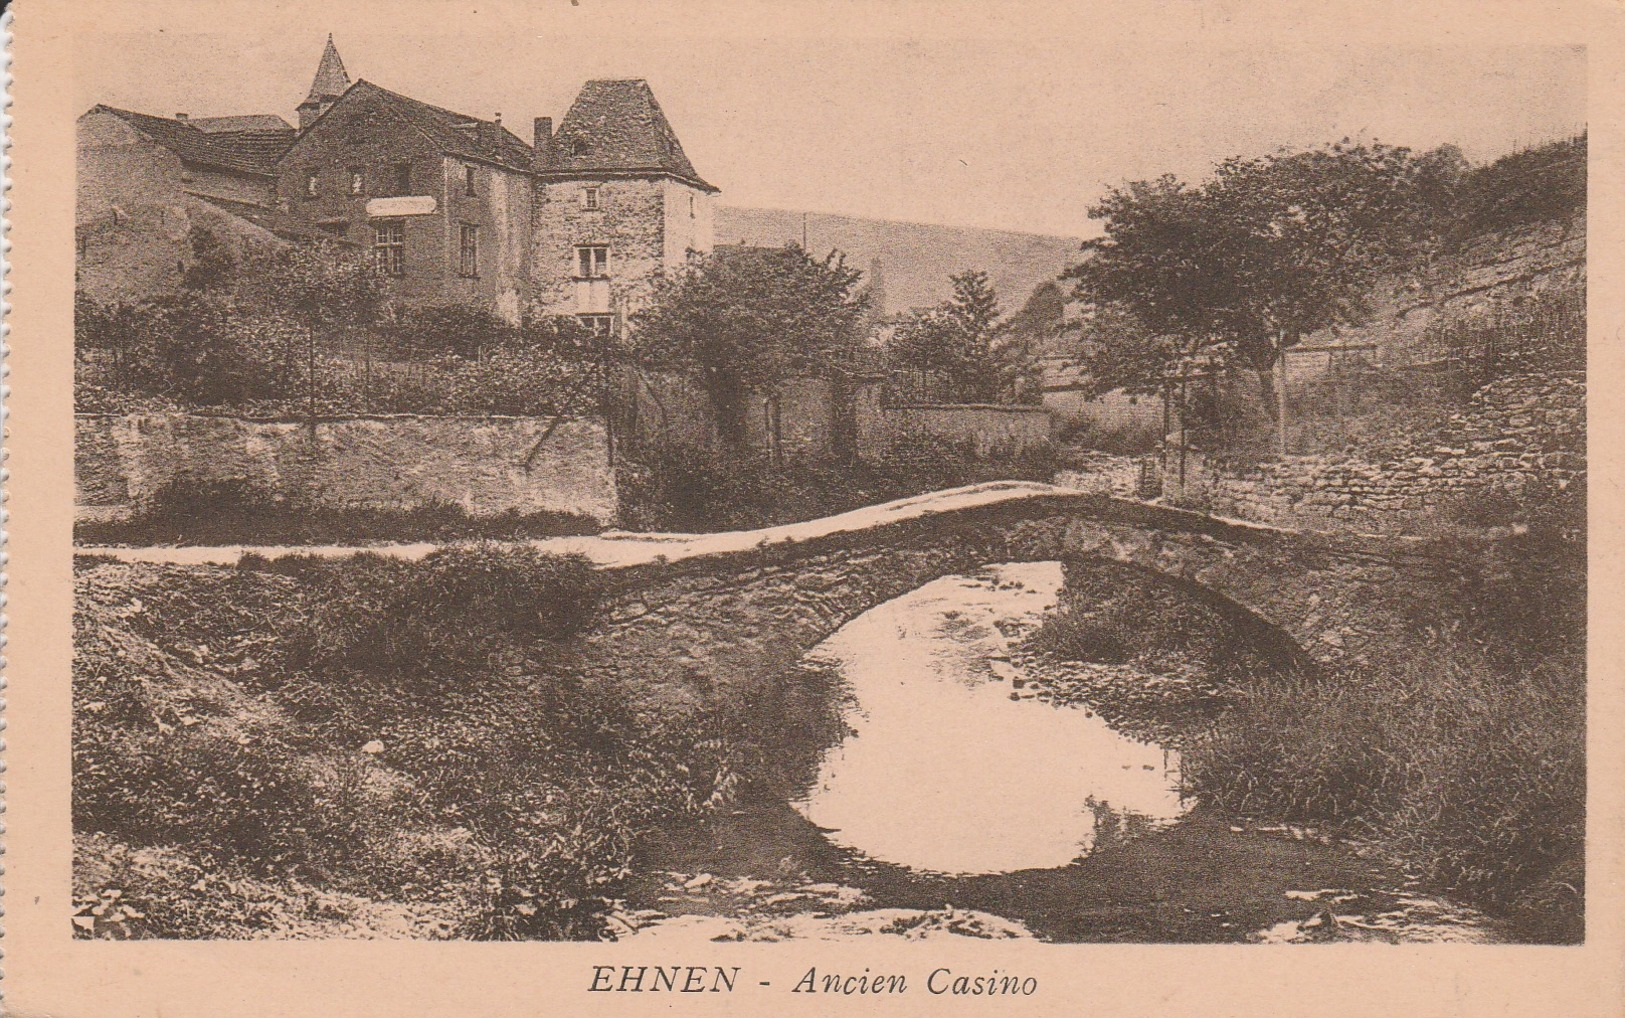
[626,563,1502,944]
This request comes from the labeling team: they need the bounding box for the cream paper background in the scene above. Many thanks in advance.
[6,1,1624,1014]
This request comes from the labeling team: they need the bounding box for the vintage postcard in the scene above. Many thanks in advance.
[6,0,1624,1014]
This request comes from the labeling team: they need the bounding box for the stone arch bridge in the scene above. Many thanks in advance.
[90,481,1484,700]
[563,482,1480,704]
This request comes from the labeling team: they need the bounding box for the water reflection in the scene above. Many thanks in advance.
[792,562,1187,875]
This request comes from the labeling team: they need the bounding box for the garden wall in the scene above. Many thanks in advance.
[1054,452,1153,498]
[858,401,1054,461]
[76,413,616,524]
[1178,372,1584,531]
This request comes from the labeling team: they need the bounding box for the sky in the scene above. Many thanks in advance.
[73,2,1587,238]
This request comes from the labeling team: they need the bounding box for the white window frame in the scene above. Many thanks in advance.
[373,219,406,276]
[583,186,600,210]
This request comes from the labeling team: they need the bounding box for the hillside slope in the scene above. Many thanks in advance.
[716,206,1081,315]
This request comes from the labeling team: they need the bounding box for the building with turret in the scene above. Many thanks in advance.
[76,36,718,327]
[528,79,718,331]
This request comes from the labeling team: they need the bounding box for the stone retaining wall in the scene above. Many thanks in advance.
[1054,452,1150,498]
[75,413,616,523]
[861,402,1054,460]
[1182,372,1583,530]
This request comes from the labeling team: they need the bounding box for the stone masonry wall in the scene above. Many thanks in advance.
[1288,215,1586,375]
[1184,372,1584,531]
[858,403,1054,461]
[76,413,616,524]
[530,177,667,321]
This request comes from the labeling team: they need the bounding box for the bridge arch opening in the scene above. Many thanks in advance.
[1047,554,1320,680]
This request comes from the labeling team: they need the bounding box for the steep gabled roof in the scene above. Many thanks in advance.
[83,104,278,176]
[303,34,351,105]
[190,114,294,133]
[300,80,535,173]
[190,114,297,163]
[541,79,716,192]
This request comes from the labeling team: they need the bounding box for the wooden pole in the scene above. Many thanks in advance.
[1276,331,1289,457]
[307,322,317,435]
[1179,363,1188,495]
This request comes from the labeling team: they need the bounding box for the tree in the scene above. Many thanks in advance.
[1066,141,1449,450]
[256,240,385,421]
[995,280,1068,405]
[888,270,1006,403]
[180,225,239,292]
[632,244,868,448]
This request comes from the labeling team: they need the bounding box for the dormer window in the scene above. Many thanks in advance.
[583,187,600,210]
[348,168,364,196]
[305,171,319,198]
[571,139,589,158]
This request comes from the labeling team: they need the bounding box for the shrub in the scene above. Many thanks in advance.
[1056,415,1163,456]
[439,347,599,417]
[1027,612,1136,664]
[75,727,321,871]
[1183,642,1585,942]
[618,433,1056,532]
[76,552,825,940]
[1451,134,1585,242]
[269,545,604,683]
[115,293,305,406]
[74,290,603,417]
[375,303,517,360]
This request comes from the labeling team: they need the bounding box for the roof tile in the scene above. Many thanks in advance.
[352,80,536,173]
[85,105,278,175]
[540,79,715,191]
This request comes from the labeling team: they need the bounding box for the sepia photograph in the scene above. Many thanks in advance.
[8,1,1622,1014]
[63,14,1591,948]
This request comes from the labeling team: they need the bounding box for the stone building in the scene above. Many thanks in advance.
[76,36,719,327]
[75,102,332,301]
[279,75,539,320]
[529,78,718,332]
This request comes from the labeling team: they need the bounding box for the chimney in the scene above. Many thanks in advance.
[532,117,553,172]
[494,112,502,127]
[175,112,189,121]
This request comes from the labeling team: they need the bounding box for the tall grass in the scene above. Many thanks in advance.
[1183,643,1584,942]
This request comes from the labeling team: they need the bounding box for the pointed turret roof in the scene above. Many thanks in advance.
[303,35,351,105]
[538,79,717,192]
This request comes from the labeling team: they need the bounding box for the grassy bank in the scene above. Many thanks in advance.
[75,480,602,547]
[1181,644,1584,943]
[1022,526,1586,943]
[73,546,828,939]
